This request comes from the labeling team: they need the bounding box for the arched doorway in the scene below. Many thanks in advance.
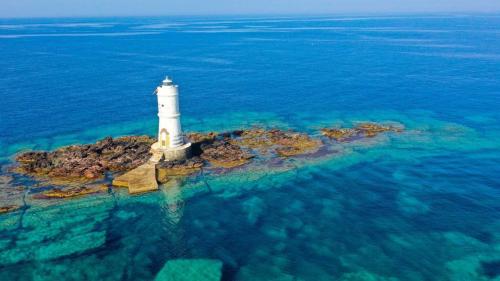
[160,129,170,149]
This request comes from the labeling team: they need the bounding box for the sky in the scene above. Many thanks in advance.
[2,0,500,18]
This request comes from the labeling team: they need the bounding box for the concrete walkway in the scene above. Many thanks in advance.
[112,162,158,194]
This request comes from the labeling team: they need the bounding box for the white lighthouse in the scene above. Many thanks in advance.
[151,76,191,162]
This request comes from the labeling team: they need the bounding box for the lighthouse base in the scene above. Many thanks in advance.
[150,142,192,163]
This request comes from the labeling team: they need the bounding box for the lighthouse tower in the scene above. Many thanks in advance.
[157,77,183,148]
[151,76,191,162]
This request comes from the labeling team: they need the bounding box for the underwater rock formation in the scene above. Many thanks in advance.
[232,128,322,157]
[0,205,20,214]
[338,271,399,281]
[15,136,155,181]
[154,259,223,281]
[242,196,266,225]
[321,123,403,142]
[320,128,358,142]
[33,184,108,199]
[156,157,204,183]
[0,196,112,265]
[0,175,24,214]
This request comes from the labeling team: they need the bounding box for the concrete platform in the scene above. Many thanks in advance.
[151,142,192,162]
[112,163,158,194]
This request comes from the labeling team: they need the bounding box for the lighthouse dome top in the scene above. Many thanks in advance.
[162,76,174,86]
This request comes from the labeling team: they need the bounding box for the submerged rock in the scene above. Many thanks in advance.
[14,136,155,182]
[0,205,21,214]
[33,184,108,199]
[0,175,13,185]
[233,128,322,157]
[0,175,24,214]
[320,128,358,142]
[156,157,204,182]
[154,259,223,281]
[321,122,403,142]
[339,271,400,281]
[0,196,113,266]
[236,263,300,281]
[356,123,403,137]
[242,196,266,225]
[36,231,106,261]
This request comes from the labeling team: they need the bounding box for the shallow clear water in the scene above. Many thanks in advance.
[0,15,500,280]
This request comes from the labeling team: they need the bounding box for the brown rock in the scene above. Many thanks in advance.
[33,184,108,199]
[233,128,322,157]
[15,135,155,182]
[0,175,13,185]
[201,141,254,168]
[320,128,358,142]
[156,158,204,182]
[355,122,403,137]
[321,122,403,142]
[0,205,21,214]
[186,132,217,144]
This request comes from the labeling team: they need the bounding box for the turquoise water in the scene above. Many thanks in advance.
[1,15,500,280]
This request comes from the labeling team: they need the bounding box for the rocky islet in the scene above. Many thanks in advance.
[4,123,403,210]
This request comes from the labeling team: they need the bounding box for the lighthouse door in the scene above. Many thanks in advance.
[160,129,170,149]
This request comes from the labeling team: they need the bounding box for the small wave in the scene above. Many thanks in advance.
[0,32,161,39]
[132,23,186,29]
[219,26,452,33]
[192,58,232,65]
[181,28,265,33]
[0,23,113,29]
[359,36,436,43]
[395,43,473,49]
[402,51,500,60]
[242,37,287,42]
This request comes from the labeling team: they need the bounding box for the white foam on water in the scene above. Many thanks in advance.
[181,28,266,33]
[401,51,500,60]
[132,23,186,29]
[0,23,114,29]
[392,43,473,49]
[0,32,161,39]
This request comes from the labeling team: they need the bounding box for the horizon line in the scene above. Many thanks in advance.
[1,11,500,20]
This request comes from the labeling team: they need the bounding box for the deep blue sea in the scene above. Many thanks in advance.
[1,15,500,280]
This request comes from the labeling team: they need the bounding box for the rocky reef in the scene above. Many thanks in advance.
[321,122,403,142]
[7,123,403,202]
[232,128,322,157]
[200,141,254,168]
[15,136,155,181]
[156,158,204,183]
[0,205,20,214]
[32,184,109,199]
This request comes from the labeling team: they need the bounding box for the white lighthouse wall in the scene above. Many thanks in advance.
[157,84,183,148]
[158,117,183,147]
